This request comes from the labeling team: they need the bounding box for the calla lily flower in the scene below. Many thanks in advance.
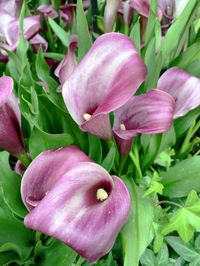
[130,0,163,19]
[62,33,147,140]
[104,0,121,32]
[37,4,58,19]
[157,67,200,118]
[21,146,130,263]
[113,89,175,154]
[0,11,41,54]
[0,76,24,155]
[55,35,77,87]
[29,33,48,53]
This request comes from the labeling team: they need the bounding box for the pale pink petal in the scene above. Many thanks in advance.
[157,67,200,118]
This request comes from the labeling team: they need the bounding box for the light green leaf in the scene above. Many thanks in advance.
[165,236,200,262]
[77,0,92,62]
[161,156,200,198]
[162,191,200,241]
[129,17,141,54]
[120,177,154,266]
[48,18,69,47]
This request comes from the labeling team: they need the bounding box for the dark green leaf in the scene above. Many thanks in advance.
[88,134,102,163]
[101,143,116,172]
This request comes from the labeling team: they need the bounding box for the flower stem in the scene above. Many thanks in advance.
[129,151,143,180]
[158,200,182,208]
[17,152,31,168]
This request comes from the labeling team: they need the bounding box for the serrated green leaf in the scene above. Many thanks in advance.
[161,156,200,198]
[162,191,200,241]
[120,177,154,266]
[48,18,69,47]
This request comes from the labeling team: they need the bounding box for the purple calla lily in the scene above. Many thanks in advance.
[113,89,175,154]
[55,35,77,87]
[157,67,200,118]
[21,146,130,263]
[62,33,147,140]
[104,0,121,32]
[0,76,24,155]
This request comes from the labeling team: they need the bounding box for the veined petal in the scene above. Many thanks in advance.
[29,33,48,52]
[62,33,146,139]
[114,89,175,140]
[37,4,58,19]
[23,162,130,263]
[21,146,91,211]
[157,67,200,118]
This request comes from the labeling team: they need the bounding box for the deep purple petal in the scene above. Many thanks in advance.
[62,32,147,139]
[21,146,91,211]
[157,67,200,118]
[23,162,130,263]
[113,89,175,140]
[0,76,24,155]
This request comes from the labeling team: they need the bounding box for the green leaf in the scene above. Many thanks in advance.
[0,188,34,261]
[29,126,74,158]
[140,134,162,171]
[88,134,102,164]
[158,0,200,68]
[165,236,200,262]
[101,143,116,172]
[129,17,141,54]
[0,152,27,218]
[120,177,154,266]
[34,239,77,266]
[48,18,69,47]
[161,156,200,198]
[77,0,92,62]
[140,248,155,266]
[162,191,200,241]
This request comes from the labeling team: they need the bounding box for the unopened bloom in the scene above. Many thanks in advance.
[21,146,130,263]
[55,35,77,86]
[0,76,24,155]
[62,32,147,139]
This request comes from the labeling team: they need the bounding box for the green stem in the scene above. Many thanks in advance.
[17,152,31,167]
[129,151,143,180]
[158,200,182,208]
[179,119,200,156]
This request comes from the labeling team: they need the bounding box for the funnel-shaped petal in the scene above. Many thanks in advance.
[62,33,147,139]
[23,162,130,263]
[104,0,121,32]
[37,4,58,19]
[21,146,91,211]
[0,76,24,155]
[55,35,77,86]
[130,0,163,19]
[29,33,48,52]
[157,67,200,118]
[114,89,175,154]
